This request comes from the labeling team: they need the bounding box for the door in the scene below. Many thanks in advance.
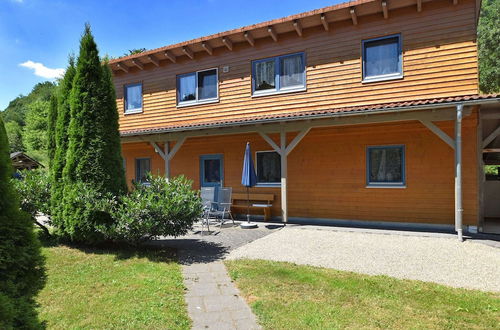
[200,154,224,188]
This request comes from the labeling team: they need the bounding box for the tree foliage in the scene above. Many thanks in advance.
[478,0,500,94]
[47,94,58,168]
[4,121,24,153]
[0,117,45,329]
[23,100,50,165]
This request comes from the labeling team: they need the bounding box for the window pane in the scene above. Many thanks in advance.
[125,84,142,111]
[365,37,400,78]
[204,159,221,183]
[136,158,150,183]
[198,69,217,100]
[178,73,196,102]
[280,54,304,88]
[254,59,276,91]
[257,152,281,183]
[369,147,403,183]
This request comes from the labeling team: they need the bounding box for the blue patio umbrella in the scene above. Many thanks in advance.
[241,142,258,228]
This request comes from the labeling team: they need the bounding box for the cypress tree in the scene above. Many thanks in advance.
[63,24,126,195]
[50,56,76,229]
[47,93,58,168]
[0,117,45,329]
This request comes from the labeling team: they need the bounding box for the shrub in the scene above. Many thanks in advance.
[113,175,203,243]
[10,169,51,235]
[0,117,45,329]
[60,181,118,243]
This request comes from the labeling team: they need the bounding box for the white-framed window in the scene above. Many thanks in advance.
[366,145,405,187]
[124,83,143,114]
[252,52,306,96]
[177,68,218,106]
[362,34,403,83]
[256,151,281,186]
[135,158,151,183]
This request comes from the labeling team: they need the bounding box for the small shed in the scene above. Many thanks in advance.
[10,152,43,170]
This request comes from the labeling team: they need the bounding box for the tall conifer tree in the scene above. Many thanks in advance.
[47,93,58,168]
[0,117,45,329]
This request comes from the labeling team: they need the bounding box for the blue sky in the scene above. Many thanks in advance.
[0,0,342,110]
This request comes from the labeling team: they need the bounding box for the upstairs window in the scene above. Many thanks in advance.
[124,83,143,114]
[367,145,405,187]
[362,34,402,82]
[256,151,281,185]
[252,52,306,96]
[177,68,218,106]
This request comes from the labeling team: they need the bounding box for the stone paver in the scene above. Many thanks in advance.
[182,260,260,330]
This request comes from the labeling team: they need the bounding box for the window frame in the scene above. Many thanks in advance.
[255,150,281,187]
[124,83,143,114]
[366,145,406,188]
[361,34,403,83]
[135,157,151,184]
[177,68,219,107]
[251,52,306,97]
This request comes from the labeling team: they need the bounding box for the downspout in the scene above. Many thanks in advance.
[455,104,464,241]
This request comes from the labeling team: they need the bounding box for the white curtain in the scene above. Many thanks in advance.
[178,74,196,102]
[255,60,275,91]
[281,55,303,88]
[198,70,217,100]
[126,84,142,110]
[365,39,399,77]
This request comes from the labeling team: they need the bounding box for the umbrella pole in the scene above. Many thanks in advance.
[246,186,250,223]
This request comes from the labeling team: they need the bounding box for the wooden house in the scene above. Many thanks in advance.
[108,0,500,237]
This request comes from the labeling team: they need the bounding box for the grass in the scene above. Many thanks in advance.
[37,243,190,329]
[225,259,500,330]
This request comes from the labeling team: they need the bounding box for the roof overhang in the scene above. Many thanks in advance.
[109,0,457,74]
[120,95,500,143]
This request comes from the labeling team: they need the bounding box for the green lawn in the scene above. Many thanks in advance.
[37,244,190,329]
[225,259,500,330]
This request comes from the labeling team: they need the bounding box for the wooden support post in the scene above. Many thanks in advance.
[164,142,170,180]
[244,31,255,46]
[201,42,213,55]
[148,55,160,67]
[293,20,303,37]
[222,37,233,51]
[382,1,389,19]
[150,138,187,181]
[455,104,463,241]
[268,26,278,42]
[280,130,288,223]
[182,46,194,59]
[320,13,329,31]
[165,51,176,63]
[417,0,422,12]
[350,8,358,25]
[482,125,500,148]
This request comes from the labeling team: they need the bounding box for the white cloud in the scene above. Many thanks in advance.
[19,60,64,79]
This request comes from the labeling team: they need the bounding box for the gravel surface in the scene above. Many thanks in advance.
[227,227,500,292]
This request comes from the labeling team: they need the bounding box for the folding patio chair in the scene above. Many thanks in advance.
[211,187,235,228]
[200,187,216,232]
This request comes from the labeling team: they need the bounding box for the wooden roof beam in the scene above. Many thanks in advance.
[132,59,143,70]
[416,0,422,12]
[117,63,128,73]
[244,31,255,46]
[293,19,303,37]
[165,51,176,63]
[201,41,213,55]
[350,8,358,25]
[182,46,194,59]
[222,37,233,51]
[453,0,458,4]
[268,26,278,42]
[148,55,159,67]
[320,13,329,31]
[382,1,389,19]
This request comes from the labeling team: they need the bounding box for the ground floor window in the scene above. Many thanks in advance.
[135,158,151,183]
[367,145,405,187]
[256,151,281,185]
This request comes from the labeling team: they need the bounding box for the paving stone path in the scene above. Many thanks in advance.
[183,261,260,329]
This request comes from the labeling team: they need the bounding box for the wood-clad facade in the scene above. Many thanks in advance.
[111,0,500,233]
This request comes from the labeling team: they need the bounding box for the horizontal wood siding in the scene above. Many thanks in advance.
[121,113,479,225]
[114,0,478,132]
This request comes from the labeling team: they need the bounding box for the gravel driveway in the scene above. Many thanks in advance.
[227,226,500,292]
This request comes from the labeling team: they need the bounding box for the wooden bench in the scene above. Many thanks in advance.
[231,193,274,221]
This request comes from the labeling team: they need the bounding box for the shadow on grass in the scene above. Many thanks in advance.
[37,231,229,265]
